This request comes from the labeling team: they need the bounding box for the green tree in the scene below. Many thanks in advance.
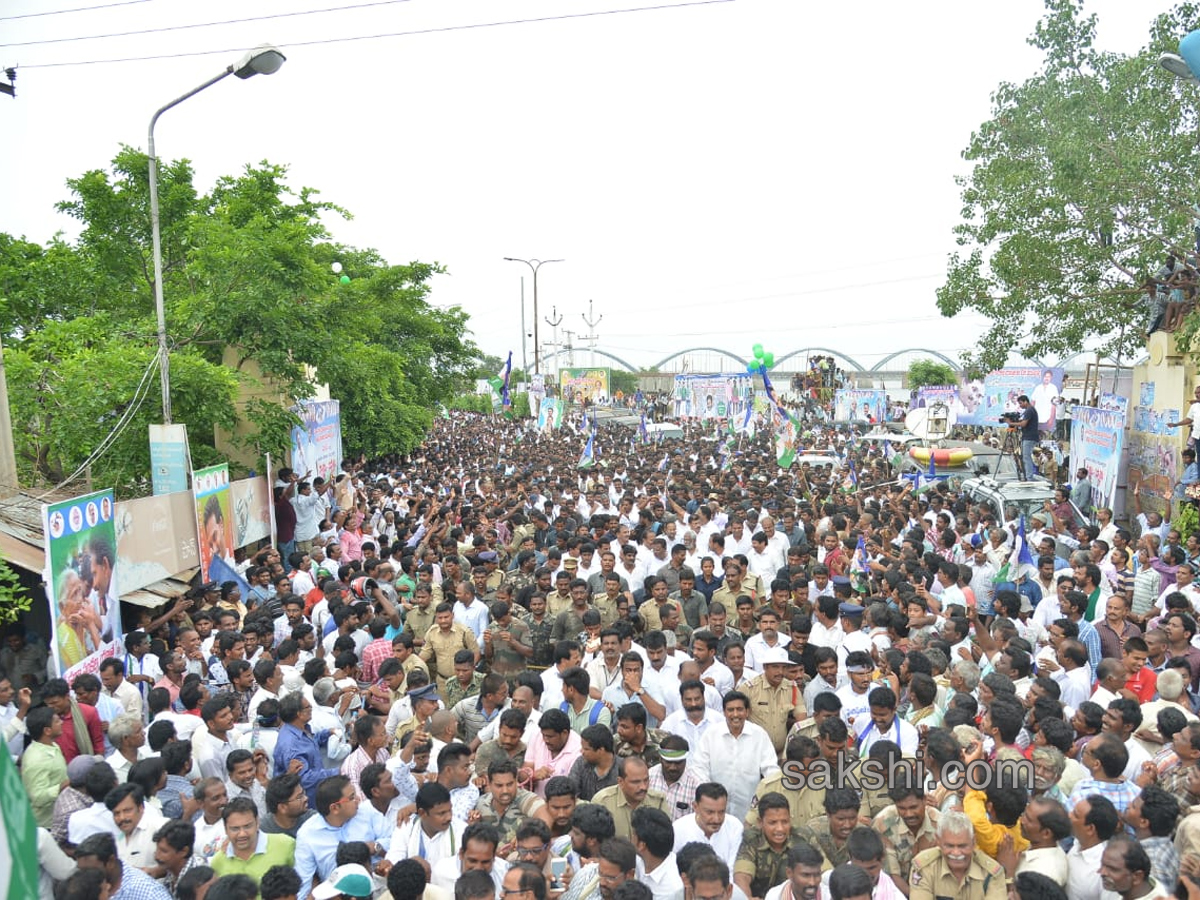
[609,370,640,396]
[907,359,959,389]
[937,0,1200,372]
[0,149,476,492]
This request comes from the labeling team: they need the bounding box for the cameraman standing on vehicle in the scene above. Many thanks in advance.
[1005,395,1039,480]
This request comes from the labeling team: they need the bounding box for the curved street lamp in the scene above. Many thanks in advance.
[504,257,563,374]
[149,44,286,423]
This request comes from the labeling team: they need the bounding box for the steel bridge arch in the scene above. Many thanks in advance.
[545,348,639,372]
[869,348,963,373]
[652,347,750,370]
[772,348,867,372]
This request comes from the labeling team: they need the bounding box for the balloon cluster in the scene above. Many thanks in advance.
[747,343,775,373]
[332,261,350,285]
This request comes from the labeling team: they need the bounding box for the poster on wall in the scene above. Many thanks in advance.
[290,400,343,484]
[193,463,235,583]
[558,368,609,403]
[955,367,1065,430]
[42,489,122,679]
[148,424,190,495]
[671,374,753,420]
[834,389,889,423]
[1069,407,1124,510]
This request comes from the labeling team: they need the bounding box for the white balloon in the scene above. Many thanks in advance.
[331,262,343,274]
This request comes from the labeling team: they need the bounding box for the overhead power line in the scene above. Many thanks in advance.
[0,0,151,21]
[14,0,735,69]
[0,0,419,48]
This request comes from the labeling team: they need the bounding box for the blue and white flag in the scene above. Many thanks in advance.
[640,414,649,444]
[498,352,512,417]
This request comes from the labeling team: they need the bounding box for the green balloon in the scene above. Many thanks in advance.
[752,343,764,359]
[763,351,775,368]
[339,275,351,284]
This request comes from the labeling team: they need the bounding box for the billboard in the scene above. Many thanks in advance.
[671,374,753,420]
[559,368,609,403]
[955,367,1065,430]
[115,490,200,597]
[914,386,963,427]
[537,398,564,431]
[148,424,190,495]
[1069,407,1124,511]
[834,389,889,423]
[194,463,235,583]
[291,399,343,484]
[43,489,122,678]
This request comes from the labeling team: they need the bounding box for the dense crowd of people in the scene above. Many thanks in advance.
[6,408,1200,900]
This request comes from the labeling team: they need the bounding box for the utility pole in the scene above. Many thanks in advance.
[503,257,563,374]
[544,306,563,382]
[581,299,602,369]
[519,276,528,377]
[563,329,577,369]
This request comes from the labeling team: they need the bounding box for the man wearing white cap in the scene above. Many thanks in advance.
[313,863,375,899]
[743,646,806,760]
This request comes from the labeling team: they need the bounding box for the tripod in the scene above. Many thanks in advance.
[999,425,1026,480]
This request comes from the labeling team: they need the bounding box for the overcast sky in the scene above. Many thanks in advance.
[0,0,1167,374]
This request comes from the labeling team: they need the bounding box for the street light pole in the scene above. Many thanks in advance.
[503,257,563,374]
[149,44,286,424]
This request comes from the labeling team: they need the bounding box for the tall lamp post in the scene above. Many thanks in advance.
[149,44,286,424]
[503,257,562,374]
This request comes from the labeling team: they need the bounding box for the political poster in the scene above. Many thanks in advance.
[194,463,235,583]
[1069,406,1124,510]
[834,389,889,423]
[913,386,963,426]
[291,399,343,484]
[537,397,564,432]
[1098,392,1129,420]
[671,374,753,420]
[955,367,1065,430]
[42,488,122,679]
[559,368,609,404]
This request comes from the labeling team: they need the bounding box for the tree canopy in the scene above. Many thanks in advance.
[906,359,959,390]
[0,148,477,495]
[937,0,1200,372]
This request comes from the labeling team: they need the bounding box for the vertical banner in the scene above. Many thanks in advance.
[193,463,235,583]
[833,389,889,423]
[43,488,121,679]
[149,424,190,495]
[537,397,564,431]
[1069,407,1124,510]
[291,400,343,484]
[0,743,38,899]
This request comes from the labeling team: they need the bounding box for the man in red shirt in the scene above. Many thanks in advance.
[42,678,104,762]
[1120,636,1157,703]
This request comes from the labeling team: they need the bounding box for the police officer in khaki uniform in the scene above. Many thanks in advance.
[909,811,1006,900]
[744,646,807,758]
[419,602,480,692]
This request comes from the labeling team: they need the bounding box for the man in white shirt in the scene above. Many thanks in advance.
[808,597,844,651]
[1044,640,1092,713]
[100,658,143,721]
[1065,795,1114,900]
[672,782,743,869]
[743,608,791,675]
[835,605,871,675]
[108,783,168,869]
[690,691,779,820]
[631,806,686,900]
[661,680,724,750]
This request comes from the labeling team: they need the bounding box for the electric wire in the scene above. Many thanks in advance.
[0,0,420,48]
[35,348,162,498]
[13,0,735,69]
[0,0,151,21]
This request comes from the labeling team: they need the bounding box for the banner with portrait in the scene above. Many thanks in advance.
[537,397,564,431]
[193,463,235,583]
[1069,406,1124,510]
[954,367,1065,430]
[671,374,753,420]
[290,399,343,484]
[558,368,609,404]
[833,389,889,423]
[42,489,122,679]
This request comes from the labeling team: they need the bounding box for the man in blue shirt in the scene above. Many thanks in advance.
[1176,447,1200,500]
[1011,395,1039,480]
[295,774,391,900]
[274,692,341,806]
